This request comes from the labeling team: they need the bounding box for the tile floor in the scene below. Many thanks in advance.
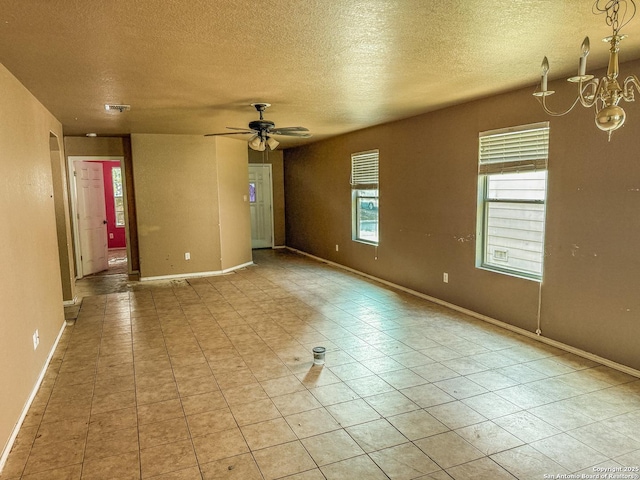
[2,249,640,480]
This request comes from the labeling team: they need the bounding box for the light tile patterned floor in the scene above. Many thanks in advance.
[2,249,640,480]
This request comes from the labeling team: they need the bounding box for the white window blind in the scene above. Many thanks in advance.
[351,150,379,186]
[479,123,549,175]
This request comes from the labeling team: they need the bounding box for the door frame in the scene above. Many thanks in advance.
[68,155,127,279]
[248,163,275,249]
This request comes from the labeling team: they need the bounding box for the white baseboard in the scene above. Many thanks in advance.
[222,261,254,273]
[286,247,640,379]
[140,261,254,282]
[0,320,67,474]
[62,296,78,306]
[273,245,286,249]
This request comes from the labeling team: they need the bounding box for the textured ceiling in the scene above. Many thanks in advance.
[1,0,640,147]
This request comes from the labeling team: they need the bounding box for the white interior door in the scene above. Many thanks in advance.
[75,161,108,275]
[248,164,274,249]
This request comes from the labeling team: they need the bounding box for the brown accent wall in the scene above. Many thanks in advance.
[249,149,286,246]
[0,64,66,456]
[284,59,640,371]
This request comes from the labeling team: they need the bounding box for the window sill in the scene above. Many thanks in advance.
[353,239,378,247]
[477,265,542,283]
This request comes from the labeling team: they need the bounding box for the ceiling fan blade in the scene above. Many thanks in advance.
[270,126,309,134]
[226,127,255,132]
[271,131,312,138]
[204,131,254,137]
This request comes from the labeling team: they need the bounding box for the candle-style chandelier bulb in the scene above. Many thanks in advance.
[533,57,554,97]
[542,56,549,74]
[581,36,590,56]
[569,37,595,82]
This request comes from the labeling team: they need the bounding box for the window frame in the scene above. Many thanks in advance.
[476,123,549,281]
[112,166,125,228]
[352,188,379,245]
[350,150,379,245]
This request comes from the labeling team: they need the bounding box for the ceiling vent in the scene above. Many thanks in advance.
[104,104,131,112]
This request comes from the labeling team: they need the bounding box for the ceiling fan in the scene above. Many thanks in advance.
[205,103,311,151]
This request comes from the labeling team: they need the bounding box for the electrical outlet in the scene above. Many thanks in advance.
[109,233,114,239]
[32,329,40,350]
[443,272,449,283]
[185,252,191,260]
[335,244,339,252]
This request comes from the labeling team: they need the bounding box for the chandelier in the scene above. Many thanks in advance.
[534,0,640,140]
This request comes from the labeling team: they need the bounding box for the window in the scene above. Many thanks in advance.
[112,166,125,227]
[351,150,379,244]
[477,123,549,279]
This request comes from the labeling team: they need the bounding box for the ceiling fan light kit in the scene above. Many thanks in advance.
[248,134,264,151]
[205,103,311,150]
[267,137,279,150]
[534,0,640,140]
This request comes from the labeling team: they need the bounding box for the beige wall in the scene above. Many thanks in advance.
[218,139,252,270]
[0,64,66,457]
[285,58,640,372]
[249,149,286,246]
[131,134,250,278]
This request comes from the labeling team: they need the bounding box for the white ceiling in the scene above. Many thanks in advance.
[1,0,639,147]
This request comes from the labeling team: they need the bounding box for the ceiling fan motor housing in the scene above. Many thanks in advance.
[249,120,275,132]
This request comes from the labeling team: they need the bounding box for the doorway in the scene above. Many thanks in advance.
[69,156,129,278]
[248,164,274,249]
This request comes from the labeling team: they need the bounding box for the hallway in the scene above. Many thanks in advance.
[2,249,639,479]
[64,249,131,323]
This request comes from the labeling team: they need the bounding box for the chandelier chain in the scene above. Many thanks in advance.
[593,0,636,35]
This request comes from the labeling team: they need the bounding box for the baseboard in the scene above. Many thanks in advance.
[273,245,286,249]
[0,320,67,474]
[140,261,254,282]
[62,296,78,306]
[286,247,640,379]
[222,261,254,273]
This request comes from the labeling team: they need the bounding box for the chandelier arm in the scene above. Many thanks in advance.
[622,74,640,101]
[577,78,602,108]
[538,93,582,117]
